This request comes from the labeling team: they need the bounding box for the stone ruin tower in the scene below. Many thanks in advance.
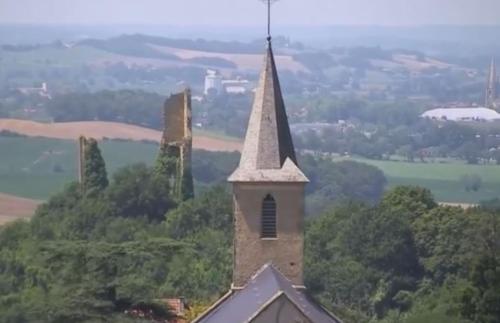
[157,88,194,201]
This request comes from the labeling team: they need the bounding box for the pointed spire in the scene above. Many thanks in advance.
[228,41,308,183]
[240,42,296,169]
[486,57,497,108]
[228,1,307,183]
[489,57,496,86]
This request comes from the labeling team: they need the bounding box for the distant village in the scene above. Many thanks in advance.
[203,69,252,97]
[196,58,500,124]
[8,56,498,141]
[422,58,500,122]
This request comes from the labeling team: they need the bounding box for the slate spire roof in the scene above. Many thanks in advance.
[228,40,308,183]
[193,263,342,323]
[486,57,498,109]
[489,57,497,86]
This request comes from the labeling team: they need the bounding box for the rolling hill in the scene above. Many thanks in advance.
[0,193,41,225]
[0,119,242,152]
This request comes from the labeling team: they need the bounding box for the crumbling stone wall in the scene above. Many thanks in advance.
[156,88,194,201]
[232,182,306,288]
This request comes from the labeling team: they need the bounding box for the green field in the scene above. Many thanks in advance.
[193,128,242,142]
[0,46,112,69]
[2,136,500,203]
[348,158,500,204]
[0,46,179,94]
[0,137,158,199]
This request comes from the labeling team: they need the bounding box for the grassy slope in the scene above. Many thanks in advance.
[350,158,500,203]
[2,136,500,203]
[0,119,242,152]
[0,193,42,225]
[0,137,157,199]
[0,46,112,67]
[193,128,242,142]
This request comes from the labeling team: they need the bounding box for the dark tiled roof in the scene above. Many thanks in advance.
[194,264,341,323]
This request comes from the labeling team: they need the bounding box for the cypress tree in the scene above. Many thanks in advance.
[83,138,108,195]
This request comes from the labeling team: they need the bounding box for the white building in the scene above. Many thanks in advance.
[204,70,223,95]
[204,70,252,96]
[17,82,50,99]
[422,107,500,122]
[222,78,250,95]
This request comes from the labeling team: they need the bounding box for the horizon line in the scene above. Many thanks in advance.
[2,22,500,28]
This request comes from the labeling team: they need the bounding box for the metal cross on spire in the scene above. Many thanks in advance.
[260,0,279,41]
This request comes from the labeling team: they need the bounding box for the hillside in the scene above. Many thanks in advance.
[0,34,464,78]
[74,34,309,72]
[0,119,242,152]
[150,45,307,72]
[0,33,485,108]
[0,193,41,225]
[80,35,455,74]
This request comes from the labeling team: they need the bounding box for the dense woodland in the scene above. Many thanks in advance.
[1,142,499,323]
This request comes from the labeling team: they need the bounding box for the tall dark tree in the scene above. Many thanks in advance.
[381,186,437,222]
[460,254,500,323]
[107,163,175,222]
[83,139,109,195]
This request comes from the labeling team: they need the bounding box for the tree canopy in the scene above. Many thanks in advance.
[1,155,499,322]
[82,138,109,195]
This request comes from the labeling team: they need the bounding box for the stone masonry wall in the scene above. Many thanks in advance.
[232,182,306,288]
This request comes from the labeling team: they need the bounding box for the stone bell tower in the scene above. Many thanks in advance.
[194,2,341,321]
[228,39,309,288]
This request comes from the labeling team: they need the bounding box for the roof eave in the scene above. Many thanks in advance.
[228,169,309,184]
[191,290,234,323]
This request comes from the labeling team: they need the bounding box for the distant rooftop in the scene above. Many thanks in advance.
[422,107,500,121]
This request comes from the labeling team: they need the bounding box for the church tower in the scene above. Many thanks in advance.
[486,57,498,109]
[195,38,339,323]
[228,39,309,288]
[194,2,340,322]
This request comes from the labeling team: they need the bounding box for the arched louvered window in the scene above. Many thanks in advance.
[261,194,277,238]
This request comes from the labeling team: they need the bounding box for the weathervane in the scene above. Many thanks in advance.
[260,0,279,41]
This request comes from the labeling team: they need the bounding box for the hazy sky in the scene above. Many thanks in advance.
[1,0,500,26]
